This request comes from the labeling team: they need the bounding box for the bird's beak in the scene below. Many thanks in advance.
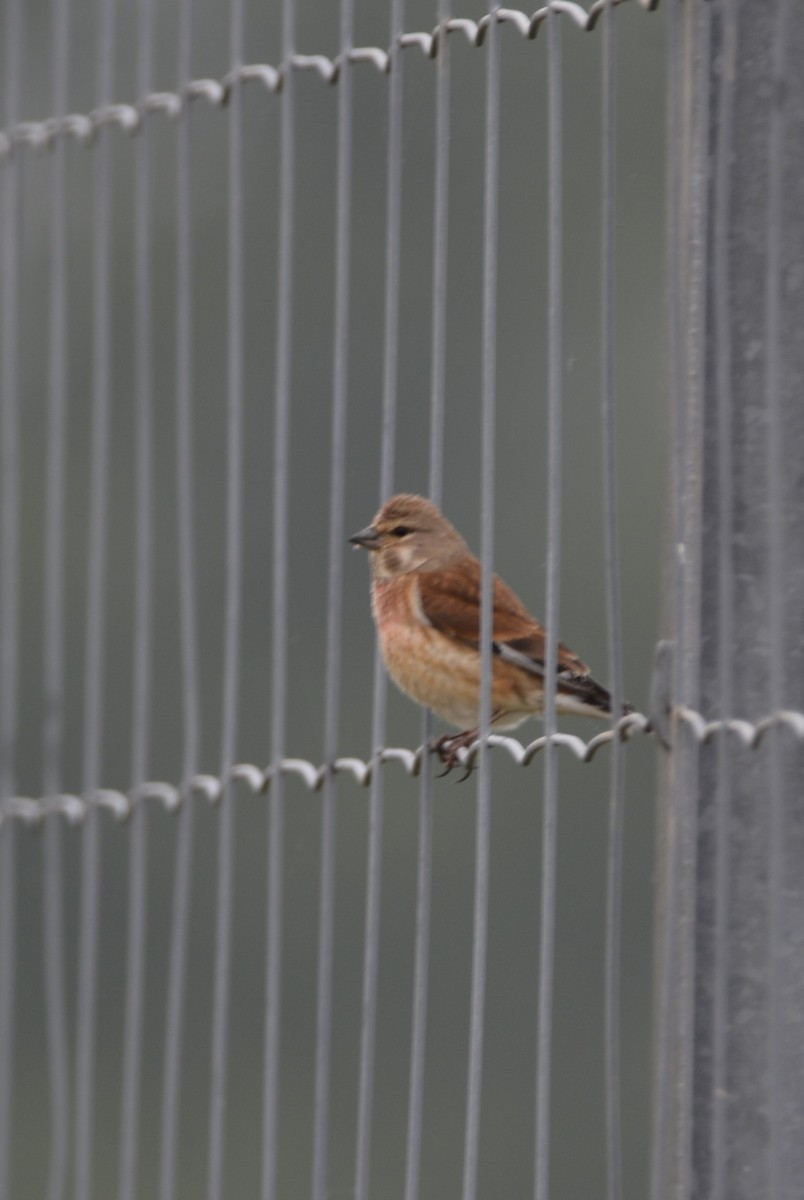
[349,524,382,551]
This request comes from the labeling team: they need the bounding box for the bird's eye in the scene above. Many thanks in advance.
[391,525,411,538]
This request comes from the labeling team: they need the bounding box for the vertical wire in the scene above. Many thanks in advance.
[43,0,72,1194]
[710,2,736,1195]
[75,0,116,1193]
[534,9,562,1200]
[403,9,451,1197]
[426,0,450,517]
[403,707,433,1200]
[462,7,500,1200]
[600,6,624,1200]
[119,0,154,1196]
[159,3,201,1197]
[0,0,23,1194]
[354,2,404,1197]
[650,2,683,1195]
[260,3,296,1199]
[207,1,244,1196]
[311,0,354,1194]
[764,0,790,1194]
[676,7,710,1197]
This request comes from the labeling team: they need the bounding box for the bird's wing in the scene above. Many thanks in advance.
[416,558,590,682]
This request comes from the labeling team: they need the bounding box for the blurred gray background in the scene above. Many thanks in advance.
[5,0,666,1196]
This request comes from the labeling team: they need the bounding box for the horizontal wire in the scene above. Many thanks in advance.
[0,0,660,158]
[6,706,804,825]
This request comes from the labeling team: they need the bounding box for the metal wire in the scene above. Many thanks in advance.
[74,0,115,1194]
[313,0,355,1193]
[674,7,710,1196]
[354,0,405,1196]
[0,0,22,1194]
[118,2,155,1196]
[403,4,453,1194]
[650,1,683,1195]
[0,699,775,807]
[600,5,624,1199]
[711,2,737,1194]
[159,3,200,1197]
[534,9,563,1200]
[427,7,451,517]
[403,710,434,1200]
[462,7,500,1200]
[764,1,792,1193]
[261,0,296,1193]
[0,3,663,163]
[9,704,804,826]
[207,1,245,1195]
[42,0,72,1195]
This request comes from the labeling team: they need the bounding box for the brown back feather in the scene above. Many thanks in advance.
[416,558,589,679]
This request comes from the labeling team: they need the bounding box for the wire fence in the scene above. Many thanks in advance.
[1,0,801,1198]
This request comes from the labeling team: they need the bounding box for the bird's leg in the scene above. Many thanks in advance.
[432,730,476,777]
[432,713,504,779]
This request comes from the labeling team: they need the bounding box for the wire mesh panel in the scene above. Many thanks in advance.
[2,0,766,1198]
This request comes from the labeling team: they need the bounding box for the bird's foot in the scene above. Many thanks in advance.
[432,730,479,780]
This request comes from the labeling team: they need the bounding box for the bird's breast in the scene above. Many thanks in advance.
[371,575,421,629]
[371,577,501,728]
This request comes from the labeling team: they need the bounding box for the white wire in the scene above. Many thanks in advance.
[600,5,625,1198]
[404,3,452,1193]
[534,9,563,1200]
[312,0,355,1194]
[261,0,296,1192]
[711,2,736,1194]
[118,0,155,1195]
[159,3,201,1197]
[764,1,792,1193]
[42,0,72,1194]
[74,0,116,1193]
[0,0,23,1192]
[207,1,245,1195]
[354,0,405,1195]
[462,5,500,1199]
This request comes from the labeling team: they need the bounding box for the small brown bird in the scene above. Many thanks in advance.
[350,493,631,769]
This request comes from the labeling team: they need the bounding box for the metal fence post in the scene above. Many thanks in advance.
[657,2,804,1198]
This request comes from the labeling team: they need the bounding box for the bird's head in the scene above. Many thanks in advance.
[350,493,468,580]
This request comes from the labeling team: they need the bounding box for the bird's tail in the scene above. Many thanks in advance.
[557,671,633,719]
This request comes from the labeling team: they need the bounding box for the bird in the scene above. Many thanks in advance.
[350,493,632,772]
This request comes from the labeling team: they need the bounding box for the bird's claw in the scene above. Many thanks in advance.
[432,731,478,781]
